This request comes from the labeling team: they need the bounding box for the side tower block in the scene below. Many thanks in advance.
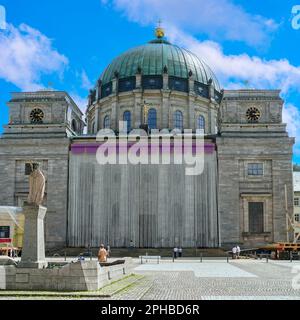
[0,91,84,249]
[217,90,294,248]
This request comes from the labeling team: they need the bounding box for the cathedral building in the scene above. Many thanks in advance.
[0,28,294,249]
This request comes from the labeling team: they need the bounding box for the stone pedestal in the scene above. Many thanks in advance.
[18,204,48,269]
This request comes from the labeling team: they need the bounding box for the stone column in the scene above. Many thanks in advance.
[111,96,118,131]
[208,102,218,134]
[163,73,168,90]
[18,204,48,269]
[136,73,142,89]
[94,105,99,133]
[133,91,142,128]
[161,90,170,129]
[188,94,195,130]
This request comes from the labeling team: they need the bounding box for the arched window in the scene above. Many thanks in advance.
[103,115,110,128]
[123,111,131,131]
[148,108,157,129]
[197,115,205,131]
[173,110,183,130]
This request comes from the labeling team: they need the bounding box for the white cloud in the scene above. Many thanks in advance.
[166,26,300,93]
[168,27,300,151]
[80,70,92,90]
[70,92,88,114]
[103,0,300,154]
[283,104,300,154]
[0,23,68,91]
[104,0,278,46]
[102,1,300,94]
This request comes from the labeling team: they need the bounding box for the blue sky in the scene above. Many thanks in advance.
[0,0,300,162]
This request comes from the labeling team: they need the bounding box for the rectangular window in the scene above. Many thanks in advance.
[142,75,163,90]
[249,202,264,233]
[248,163,263,176]
[295,214,300,222]
[194,82,209,98]
[294,198,300,206]
[169,76,188,92]
[101,82,112,98]
[118,76,136,93]
[0,226,10,238]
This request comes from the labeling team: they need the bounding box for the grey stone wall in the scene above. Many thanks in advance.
[217,90,294,247]
[0,259,133,291]
[0,137,70,248]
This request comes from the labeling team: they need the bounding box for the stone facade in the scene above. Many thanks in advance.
[87,88,219,135]
[0,88,295,249]
[0,91,84,248]
[217,90,294,247]
[293,172,300,240]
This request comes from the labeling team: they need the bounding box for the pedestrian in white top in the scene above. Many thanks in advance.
[178,247,183,258]
[232,246,237,259]
[173,247,178,259]
[236,245,241,258]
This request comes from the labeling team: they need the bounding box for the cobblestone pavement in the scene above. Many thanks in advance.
[1,260,300,300]
[112,260,300,300]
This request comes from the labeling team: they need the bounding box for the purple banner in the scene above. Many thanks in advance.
[71,142,215,155]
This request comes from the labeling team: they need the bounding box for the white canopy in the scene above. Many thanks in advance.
[0,206,23,229]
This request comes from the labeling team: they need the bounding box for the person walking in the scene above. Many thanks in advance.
[232,246,237,259]
[236,245,241,259]
[178,247,183,258]
[129,240,134,250]
[173,247,178,259]
[98,244,108,263]
[107,244,111,258]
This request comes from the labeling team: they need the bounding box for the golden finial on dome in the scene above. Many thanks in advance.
[155,19,165,39]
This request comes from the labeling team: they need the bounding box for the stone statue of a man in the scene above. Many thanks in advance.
[27,163,46,206]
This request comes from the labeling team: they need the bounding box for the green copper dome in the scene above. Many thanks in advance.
[100,39,221,92]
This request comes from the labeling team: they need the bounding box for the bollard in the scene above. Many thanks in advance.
[227,255,229,263]
[64,251,67,262]
[200,253,203,263]
[290,252,293,263]
[123,267,126,275]
[108,271,111,280]
[90,251,92,261]
[266,256,268,263]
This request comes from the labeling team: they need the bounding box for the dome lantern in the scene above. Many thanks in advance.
[155,19,165,39]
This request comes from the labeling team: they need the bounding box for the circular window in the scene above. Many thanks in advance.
[30,108,44,124]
